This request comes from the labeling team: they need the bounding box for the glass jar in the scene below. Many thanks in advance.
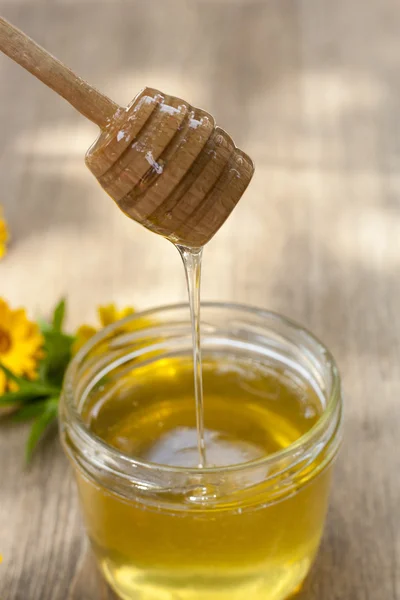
[60,303,342,600]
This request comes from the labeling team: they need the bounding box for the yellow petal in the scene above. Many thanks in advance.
[97,304,119,327]
[72,325,97,355]
[0,299,10,323]
[116,307,135,321]
[127,316,154,332]
[0,298,44,388]
[0,369,6,394]
[0,207,9,260]
[98,304,136,329]
[8,380,19,392]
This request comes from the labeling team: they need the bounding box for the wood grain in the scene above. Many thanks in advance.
[1,0,400,599]
[86,87,254,247]
[68,551,117,600]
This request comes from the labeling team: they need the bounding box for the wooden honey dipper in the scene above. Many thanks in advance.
[0,16,254,247]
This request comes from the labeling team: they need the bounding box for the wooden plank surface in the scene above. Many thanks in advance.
[1,0,400,598]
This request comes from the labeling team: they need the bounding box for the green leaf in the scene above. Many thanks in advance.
[21,381,59,395]
[0,363,58,393]
[25,398,58,463]
[37,318,52,334]
[12,400,53,422]
[41,331,74,387]
[52,298,66,332]
[37,358,49,383]
[0,363,29,388]
[0,390,44,406]
[0,362,60,407]
[0,382,59,406]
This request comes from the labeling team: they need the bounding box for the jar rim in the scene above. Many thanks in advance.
[62,302,343,477]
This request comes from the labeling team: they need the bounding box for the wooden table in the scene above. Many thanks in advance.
[1,0,399,598]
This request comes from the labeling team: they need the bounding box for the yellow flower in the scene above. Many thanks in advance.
[0,206,9,260]
[98,304,135,327]
[0,299,44,394]
[73,304,138,354]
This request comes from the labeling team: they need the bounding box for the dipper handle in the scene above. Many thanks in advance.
[0,16,119,128]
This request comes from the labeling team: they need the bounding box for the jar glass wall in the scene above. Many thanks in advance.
[60,303,342,600]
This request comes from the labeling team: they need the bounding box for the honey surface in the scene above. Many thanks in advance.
[77,355,331,600]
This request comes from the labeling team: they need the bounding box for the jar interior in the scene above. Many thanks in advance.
[81,348,325,470]
[62,305,341,600]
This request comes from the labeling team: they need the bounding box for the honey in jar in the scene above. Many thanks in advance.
[61,304,342,600]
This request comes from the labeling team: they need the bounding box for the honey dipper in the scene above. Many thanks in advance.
[0,16,254,247]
